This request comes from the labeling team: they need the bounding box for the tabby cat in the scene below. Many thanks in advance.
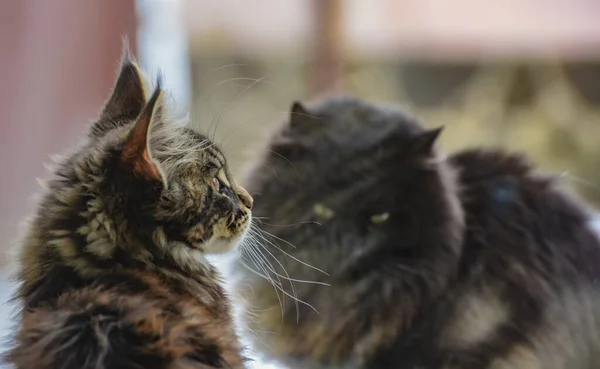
[7,47,254,369]
[233,96,600,368]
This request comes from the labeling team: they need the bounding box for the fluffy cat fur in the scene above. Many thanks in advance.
[233,96,600,368]
[7,47,254,369]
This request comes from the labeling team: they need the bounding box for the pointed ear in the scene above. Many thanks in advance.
[120,85,166,185]
[289,101,315,128]
[409,127,444,156]
[92,42,149,137]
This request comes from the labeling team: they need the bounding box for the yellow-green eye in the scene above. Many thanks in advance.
[210,177,220,191]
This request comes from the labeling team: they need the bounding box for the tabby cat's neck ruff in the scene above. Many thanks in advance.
[8,46,253,369]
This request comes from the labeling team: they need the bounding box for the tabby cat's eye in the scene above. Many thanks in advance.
[210,177,220,191]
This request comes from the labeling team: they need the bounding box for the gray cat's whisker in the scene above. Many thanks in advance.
[266,149,301,181]
[561,171,600,193]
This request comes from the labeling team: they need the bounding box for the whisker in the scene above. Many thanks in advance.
[209,63,247,73]
[242,234,321,318]
[246,230,329,286]
[247,233,301,322]
[254,217,323,227]
[251,225,330,276]
[215,77,267,87]
[237,247,284,314]
[211,75,269,144]
[250,225,296,251]
[560,172,600,193]
[245,241,284,287]
[190,69,258,136]
[266,149,300,182]
[245,240,290,317]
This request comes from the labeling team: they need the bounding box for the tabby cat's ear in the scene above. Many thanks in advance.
[410,127,444,156]
[289,101,314,128]
[120,85,166,185]
[92,44,149,137]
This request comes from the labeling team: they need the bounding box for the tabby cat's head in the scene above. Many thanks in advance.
[39,50,253,272]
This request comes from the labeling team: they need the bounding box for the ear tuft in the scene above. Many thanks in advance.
[120,86,166,184]
[290,101,315,128]
[155,70,164,91]
[410,127,444,156]
[120,36,134,66]
[291,101,309,116]
[92,41,149,137]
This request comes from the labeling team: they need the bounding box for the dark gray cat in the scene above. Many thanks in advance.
[233,96,600,369]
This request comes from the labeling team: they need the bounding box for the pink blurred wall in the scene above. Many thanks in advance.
[0,0,137,263]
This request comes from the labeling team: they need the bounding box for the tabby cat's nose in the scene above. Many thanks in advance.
[236,186,253,210]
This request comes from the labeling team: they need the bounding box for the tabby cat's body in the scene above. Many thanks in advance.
[8,49,253,369]
[233,96,600,368]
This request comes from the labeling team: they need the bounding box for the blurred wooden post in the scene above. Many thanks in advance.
[0,0,137,263]
[309,0,345,96]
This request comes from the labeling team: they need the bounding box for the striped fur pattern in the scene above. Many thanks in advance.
[7,48,253,369]
[233,96,600,368]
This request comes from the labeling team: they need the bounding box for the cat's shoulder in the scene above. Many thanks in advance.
[9,269,243,369]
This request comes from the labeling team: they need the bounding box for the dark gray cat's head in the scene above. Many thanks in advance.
[246,96,463,255]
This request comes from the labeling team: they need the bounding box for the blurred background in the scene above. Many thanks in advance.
[1,0,600,367]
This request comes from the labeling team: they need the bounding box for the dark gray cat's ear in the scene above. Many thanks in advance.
[289,101,314,128]
[410,127,444,156]
[92,43,149,137]
[120,84,166,185]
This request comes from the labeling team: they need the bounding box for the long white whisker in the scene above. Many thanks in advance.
[561,172,600,193]
[211,75,269,144]
[266,149,300,182]
[215,77,265,87]
[248,231,301,322]
[209,64,247,73]
[258,220,323,227]
[247,232,329,286]
[242,235,320,318]
[251,226,330,276]
[254,225,298,250]
[245,240,288,316]
[237,247,284,315]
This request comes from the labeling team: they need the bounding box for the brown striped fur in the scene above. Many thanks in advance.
[7,46,253,369]
[232,96,600,368]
